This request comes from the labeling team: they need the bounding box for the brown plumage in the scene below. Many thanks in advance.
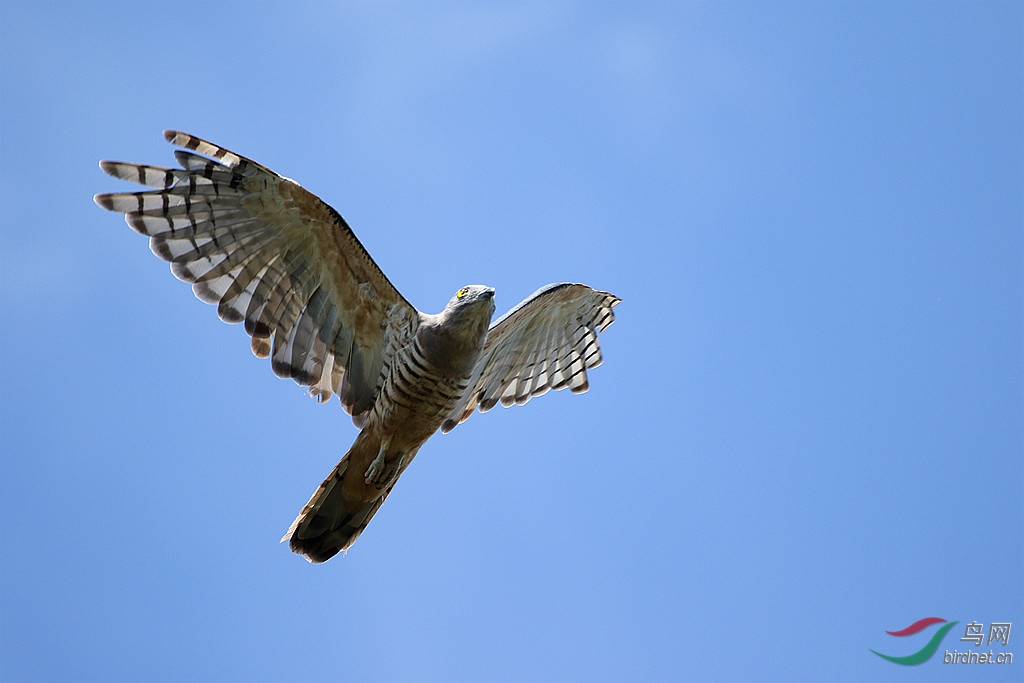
[96,131,619,562]
[285,286,495,561]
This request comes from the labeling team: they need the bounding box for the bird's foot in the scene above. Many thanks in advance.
[364,445,387,485]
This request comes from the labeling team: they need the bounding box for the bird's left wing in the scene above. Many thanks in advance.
[441,283,620,433]
[95,131,419,425]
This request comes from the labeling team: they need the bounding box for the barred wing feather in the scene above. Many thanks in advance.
[441,283,619,433]
[94,131,419,425]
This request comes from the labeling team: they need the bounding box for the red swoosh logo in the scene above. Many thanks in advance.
[886,617,946,636]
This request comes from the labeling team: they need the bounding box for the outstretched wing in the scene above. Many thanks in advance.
[95,131,419,424]
[441,283,619,433]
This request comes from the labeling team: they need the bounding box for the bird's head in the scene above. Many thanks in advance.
[447,285,496,317]
[439,284,496,340]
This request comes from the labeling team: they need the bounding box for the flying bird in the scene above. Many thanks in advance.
[95,131,620,562]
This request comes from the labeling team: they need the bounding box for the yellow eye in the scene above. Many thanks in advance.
[456,287,469,299]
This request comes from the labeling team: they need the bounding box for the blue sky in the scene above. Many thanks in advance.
[1,2,1021,681]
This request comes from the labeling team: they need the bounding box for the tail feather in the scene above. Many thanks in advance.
[283,432,390,563]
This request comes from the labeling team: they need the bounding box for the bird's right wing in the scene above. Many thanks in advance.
[95,131,419,425]
[441,283,620,433]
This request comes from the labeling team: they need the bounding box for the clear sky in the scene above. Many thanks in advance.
[1,2,1021,681]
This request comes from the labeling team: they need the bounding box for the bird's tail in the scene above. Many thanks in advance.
[282,431,390,563]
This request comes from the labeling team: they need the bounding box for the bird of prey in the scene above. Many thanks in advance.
[95,131,620,562]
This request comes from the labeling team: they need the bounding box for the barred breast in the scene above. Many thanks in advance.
[369,334,474,450]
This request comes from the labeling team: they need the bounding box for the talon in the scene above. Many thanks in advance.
[364,445,387,485]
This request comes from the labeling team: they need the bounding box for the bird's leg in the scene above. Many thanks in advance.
[373,450,407,491]
[364,439,389,485]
